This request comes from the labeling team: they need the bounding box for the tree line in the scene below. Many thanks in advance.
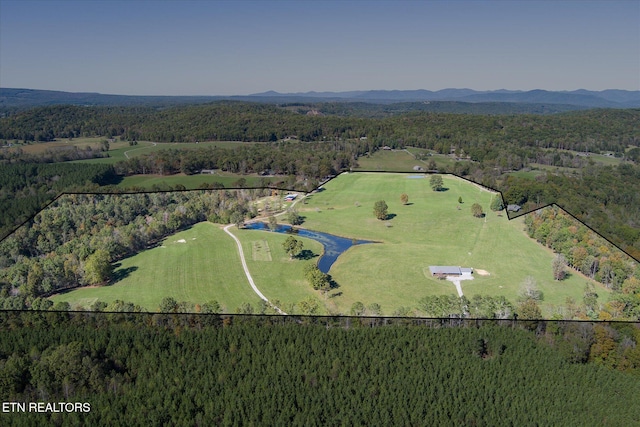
[0,311,638,426]
[0,163,118,241]
[524,206,639,320]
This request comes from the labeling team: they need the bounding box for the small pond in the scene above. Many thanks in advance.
[243,222,373,273]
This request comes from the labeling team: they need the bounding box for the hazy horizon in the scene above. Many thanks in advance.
[2,87,639,98]
[1,1,638,96]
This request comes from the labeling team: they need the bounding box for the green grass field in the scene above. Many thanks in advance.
[70,140,263,165]
[50,223,262,312]
[117,173,279,189]
[355,148,455,172]
[50,173,612,316]
[297,173,610,315]
[232,228,326,313]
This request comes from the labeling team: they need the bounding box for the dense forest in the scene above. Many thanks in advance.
[1,104,638,153]
[0,103,639,259]
[0,312,638,426]
[0,163,118,242]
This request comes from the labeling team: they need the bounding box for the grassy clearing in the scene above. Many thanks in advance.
[70,140,263,164]
[506,169,546,179]
[355,149,421,171]
[50,223,261,312]
[231,228,326,313]
[252,240,272,261]
[5,137,121,155]
[356,148,458,172]
[298,173,610,316]
[117,173,279,189]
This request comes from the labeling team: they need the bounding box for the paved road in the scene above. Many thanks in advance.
[223,223,286,314]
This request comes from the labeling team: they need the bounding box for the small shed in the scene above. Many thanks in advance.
[507,204,521,212]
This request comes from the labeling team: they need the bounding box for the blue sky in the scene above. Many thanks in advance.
[1,0,638,95]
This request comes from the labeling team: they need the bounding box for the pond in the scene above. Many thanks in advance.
[242,222,373,273]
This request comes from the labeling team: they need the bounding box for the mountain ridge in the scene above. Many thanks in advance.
[2,87,639,110]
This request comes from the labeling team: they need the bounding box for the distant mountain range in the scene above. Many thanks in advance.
[250,88,640,108]
[1,87,639,111]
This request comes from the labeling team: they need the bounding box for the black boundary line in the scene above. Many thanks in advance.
[0,171,638,320]
[0,309,638,325]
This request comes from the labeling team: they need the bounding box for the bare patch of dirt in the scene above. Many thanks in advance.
[475,269,490,276]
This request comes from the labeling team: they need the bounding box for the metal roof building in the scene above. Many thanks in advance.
[429,266,473,276]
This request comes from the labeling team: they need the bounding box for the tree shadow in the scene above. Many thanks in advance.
[296,250,318,260]
[404,202,414,206]
[110,266,139,284]
[329,291,343,299]
[328,275,340,290]
[438,187,449,192]
[386,213,397,220]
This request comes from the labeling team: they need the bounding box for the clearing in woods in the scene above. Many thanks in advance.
[49,173,614,316]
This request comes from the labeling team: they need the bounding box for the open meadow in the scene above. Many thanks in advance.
[50,220,326,313]
[117,172,280,190]
[50,223,262,312]
[355,147,455,171]
[297,173,611,315]
[69,140,263,165]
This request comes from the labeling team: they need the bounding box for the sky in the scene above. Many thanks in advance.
[1,0,638,95]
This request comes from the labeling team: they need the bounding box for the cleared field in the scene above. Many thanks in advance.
[50,223,262,312]
[118,173,279,189]
[355,149,422,171]
[4,137,125,156]
[356,148,458,172]
[298,173,610,315]
[231,228,327,313]
[71,140,263,164]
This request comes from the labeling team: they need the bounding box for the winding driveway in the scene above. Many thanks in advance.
[124,141,157,159]
[223,223,287,314]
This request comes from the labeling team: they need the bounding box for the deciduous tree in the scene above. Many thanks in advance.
[83,250,112,285]
[282,236,303,259]
[471,203,483,218]
[490,195,504,211]
[553,254,567,280]
[430,174,443,191]
[373,200,388,220]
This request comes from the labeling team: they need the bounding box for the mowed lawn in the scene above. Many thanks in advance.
[50,222,261,312]
[297,173,610,316]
